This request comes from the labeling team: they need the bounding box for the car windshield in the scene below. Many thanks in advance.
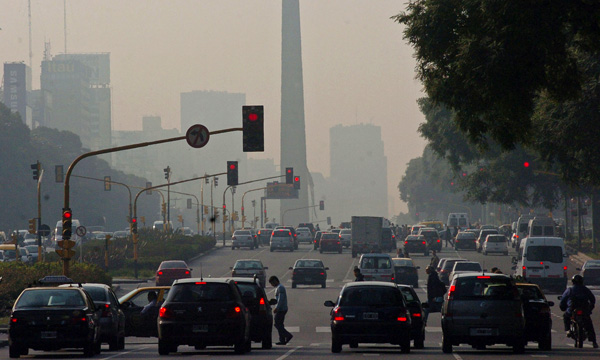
[15,289,85,308]
[235,231,251,235]
[295,260,323,268]
[526,246,563,263]
[453,277,519,300]
[160,261,188,269]
[360,256,391,270]
[168,283,233,302]
[340,286,404,307]
[393,259,414,267]
[83,286,108,302]
[234,261,262,269]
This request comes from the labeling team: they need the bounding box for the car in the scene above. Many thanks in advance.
[232,230,255,250]
[392,257,419,287]
[580,259,600,285]
[441,273,525,353]
[339,229,352,248]
[403,235,428,255]
[18,247,33,264]
[454,231,477,250]
[289,259,328,288]
[270,229,295,252]
[397,284,426,349]
[324,281,412,353]
[175,227,194,236]
[418,227,441,252]
[9,286,101,358]
[231,259,268,288]
[118,286,171,337]
[438,258,468,285]
[112,230,129,240]
[449,261,483,282]
[319,232,342,253]
[476,228,499,252]
[155,260,192,286]
[313,231,324,250]
[256,229,272,245]
[297,222,316,235]
[516,283,553,350]
[358,253,394,282]
[482,234,509,255]
[61,283,125,350]
[381,227,397,252]
[295,227,312,243]
[231,277,274,349]
[157,278,251,355]
[275,226,298,249]
[514,236,568,293]
[410,224,425,235]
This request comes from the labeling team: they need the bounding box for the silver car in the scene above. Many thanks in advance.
[232,230,255,250]
[295,227,312,243]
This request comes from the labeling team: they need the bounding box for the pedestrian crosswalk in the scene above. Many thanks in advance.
[279,326,559,334]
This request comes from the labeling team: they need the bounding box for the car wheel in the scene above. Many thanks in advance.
[109,334,120,351]
[414,330,425,349]
[322,281,326,288]
[331,336,342,353]
[292,282,297,289]
[539,331,551,350]
[262,329,273,349]
[442,333,452,353]
[9,343,22,359]
[400,336,411,353]
[234,338,246,354]
[83,340,96,357]
[118,335,125,350]
[158,340,171,355]
[513,340,525,353]
[94,339,102,354]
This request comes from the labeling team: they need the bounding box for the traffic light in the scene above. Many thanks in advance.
[227,161,239,186]
[161,203,166,216]
[523,161,530,168]
[223,213,228,222]
[327,216,332,225]
[204,206,209,215]
[319,200,325,211]
[55,165,64,183]
[104,176,111,191]
[214,177,219,187]
[178,214,183,223]
[242,105,264,152]
[28,218,37,234]
[164,166,170,180]
[187,198,192,209]
[62,208,73,240]
[31,161,40,180]
[286,168,294,184]
[293,176,300,190]
[131,217,138,234]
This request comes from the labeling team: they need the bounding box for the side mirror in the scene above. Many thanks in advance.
[189,268,193,271]
[548,301,554,307]
[268,299,278,306]
[288,267,293,270]
[421,302,429,308]
[324,300,335,307]
[325,267,330,270]
[263,267,268,270]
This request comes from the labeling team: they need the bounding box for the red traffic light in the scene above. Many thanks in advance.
[248,113,258,121]
[229,163,237,170]
[223,204,226,209]
[132,218,137,223]
[523,162,530,168]
[63,211,72,219]
[294,176,299,182]
[287,169,292,173]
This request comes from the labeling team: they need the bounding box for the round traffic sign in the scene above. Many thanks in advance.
[186,124,210,149]
[38,224,51,237]
[76,226,87,237]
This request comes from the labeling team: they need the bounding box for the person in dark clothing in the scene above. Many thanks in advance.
[429,250,439,269]
[354,267,364,281]
[423,265,446,324]
[560,274,598,347]
[270,276,293,345]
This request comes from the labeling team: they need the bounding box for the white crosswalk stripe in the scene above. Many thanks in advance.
[316,327,330,333]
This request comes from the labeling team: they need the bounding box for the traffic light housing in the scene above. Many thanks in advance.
[319,200,324,211]
[187,198,192,209]
[131,217,138,234]
[164,166,170,180]
[227,161,239,186]
[242,105,264,152]
[161,203,167,216]
[104,176,111,191]
[293,176,300,190]
[31,161,40,180]
[286,168,294,184]
[62,208,73,240]
[214,177,219,187]
[28,218,37,234]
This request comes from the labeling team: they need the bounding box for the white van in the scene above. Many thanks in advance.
[447,213,469,230]
[53,219,82,245]
[514,237,567,293]
[527,217,555,238]
[358,253,394,282]
[513,214,534,250]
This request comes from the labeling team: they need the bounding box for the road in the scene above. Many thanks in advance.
[2,239,600,359]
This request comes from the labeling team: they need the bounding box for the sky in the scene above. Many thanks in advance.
[0,0,427,214]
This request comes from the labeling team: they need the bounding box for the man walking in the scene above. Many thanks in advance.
[269,276,293,345]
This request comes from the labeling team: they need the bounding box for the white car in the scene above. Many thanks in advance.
[232,230,255,250]
[482,234,509,255]
[295,227,312,243]
[339,229,352,248]
[449,261,483,282]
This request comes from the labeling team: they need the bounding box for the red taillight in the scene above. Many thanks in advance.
[576,309,584,316]
[522,266,527,278]
[477,276,490,279]
[320,272,325,275]
[563,266,568,277]
[447,285,456,300]
[259,298,265,305]
[333,307,344,321]
[540,262,544,265]
[412,313,421,317]
[422,241,426,244]
[11,318,17,323]
[227,306,243,318]
[196,282,206,285]
[404,241,408,245]
[234,306,241,313]
[397,316,408,322]
[185,270,190,275]
[516,235,519,239]
[157,271,163,275]
[159,307,174,319]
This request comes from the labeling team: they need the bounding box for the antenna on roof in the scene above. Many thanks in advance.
[200,263,203,281]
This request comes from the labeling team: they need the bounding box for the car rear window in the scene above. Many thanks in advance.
[454,262,482,272]
[295,260,324,268]
[360,256,392,270]
[457,233,476,239]
[340,230,351,235]
[83,286,108,302]
[322,233,338,240]
[393,259,414,267]
[452,277,519,300]
[168,283,233,302]
[340,287,405,306]
[16,289,85,308]
[234,261,262,269]
[235,231,251,235]
[526,246,563,263]
[272,231,290,237]
[160,261,188,269]
[487,235,505,243]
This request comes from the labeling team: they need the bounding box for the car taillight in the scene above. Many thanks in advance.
[157,271,163,275]
[71,316,87,325]
[397,316,408,322]
[333,307,344,321]
[563,266,568,278]
[412,312,421,317]
[522,266,527,278]
[159,307,174,319]
[437,239,440,243]
[320,272,325,275]
[404,241,408,245]
[576,309,584,316]
[101,303,111,317]
[447,285,456,300]
[185,270,190,275]
[259,298,265,305]
[422,241,426,244]
[11,318,17,323]
[227,306,242,318]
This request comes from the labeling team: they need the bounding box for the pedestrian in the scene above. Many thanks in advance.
[353,267,364,281]
[444,227,452,247]
[424,265,446,324]
[429,250,439,269]
[269,276,293,345]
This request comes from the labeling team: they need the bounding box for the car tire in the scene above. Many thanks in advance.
[94,339,102,354]
[539,332,551,350]
[414,330,425,349]
[158,340,171,355]
[109,334,120,351]
[442,333,452,353]
[262,330,273,349]
[322,281,326,288]
[292,282,297,289]
[9,343,22,358]
[270,247,273,252]
[319,248,323,254]
[118,335,125,350]
[331,337,342,353]
[400,336,411,353]
[513,340,525,353]
[83,340,96,357]
[234,338,246,354]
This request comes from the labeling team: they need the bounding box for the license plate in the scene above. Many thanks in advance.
[41,331,57,339]
[470,328,493,336]
[193,324,208,333]
[363,312,378,320]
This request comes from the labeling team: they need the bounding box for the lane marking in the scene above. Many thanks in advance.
[99,346,148,360]
[426,327,442,332]
[287,326,300,333]
[267,246,317,296]
[316,326,330,333]
[275,346,302,360]
[453,353,464,360]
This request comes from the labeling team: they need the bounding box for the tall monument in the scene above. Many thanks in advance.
[280,0,309,225]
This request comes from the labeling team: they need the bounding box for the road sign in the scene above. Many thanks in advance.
[55,249,76,258]
[38,224,51,237]
[57,239,76,249]
[186,124,210,149]
[76,226,87,237]
[266,182,298,199]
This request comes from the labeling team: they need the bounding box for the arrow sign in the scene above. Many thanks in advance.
[55,249,76,258]
[186,124,210,149]
[57,239,76,249]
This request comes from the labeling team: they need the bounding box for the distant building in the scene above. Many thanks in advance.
[328,124,388,222]
[2,62,32,127]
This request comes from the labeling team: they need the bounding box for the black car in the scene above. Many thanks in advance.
[403,235,427,256]
[516,283,553,350]
[232,277,274,349]
[9,287,101,358]
[61,283,125,351]
[454,231,477,250]
[324,281,412,353]
[313,231,324,250]
[256,229,272,245]
[419,228,442,252]
[157,278,251,355]
[397,284,426,349]
[381,227,397,252]
[290,259,328,288]
[392,258,419,288]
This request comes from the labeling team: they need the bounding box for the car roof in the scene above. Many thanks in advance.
[344,281,399,289]
[229,277,263,285]
[174,277,232,285]
[360,253,392,258]
[453,272,509,279]
[59,283,111,289]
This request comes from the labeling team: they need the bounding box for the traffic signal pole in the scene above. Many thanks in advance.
[241,188,266,228]
[282,204,321,226]
[36,166,44,262]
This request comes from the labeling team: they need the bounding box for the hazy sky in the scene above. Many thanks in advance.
[0,0,427,214]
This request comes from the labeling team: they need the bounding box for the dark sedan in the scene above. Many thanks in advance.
[313,231,324,250]
[403,235,427,256]
[9,287,101,358]
[392,258,419,288]
[516,283,553,350]
[324,281,412,353]
[454,231,478,250]
[290,259,328,288]
[397,284,426,349]
[319,232,342,253]
[232,277,274,349]
[155,260,192,286]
